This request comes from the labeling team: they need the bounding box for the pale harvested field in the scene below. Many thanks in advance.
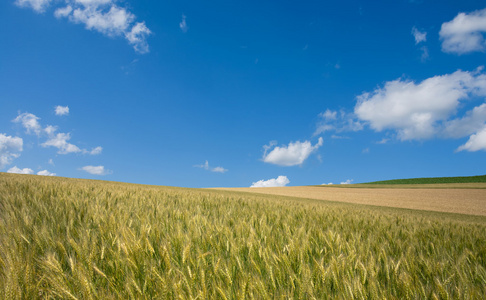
[214,184,486,216]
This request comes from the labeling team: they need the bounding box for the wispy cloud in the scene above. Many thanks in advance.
[440,8,486,54]
[250,175,290,188]
[314,109,363,136]
[16,0,151,53]
[13,111,102,155]
[15,0,52,13]
[179,14,188,33]
[80,165,112,175]
[411,26,427,44]
[262,138,323,166]
[340,179,353,185]
[0,134,23,169]
[194,160,228,173]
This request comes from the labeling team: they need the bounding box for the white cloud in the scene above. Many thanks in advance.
[15,0,52,12]
[44,125,57,135]
[420,46,429,62]
[376,138,389,144]
[443,103,486,138]
[195,160,210,170]
[88,146,103,155]
[321,182,333,185]
[70,5,134,36]
[74,0,112,6]
[211,166,228,173]
[13,112,43,136]
[125,22,151,54]
[263,138,323,166]
[37,170,56,176]
[7,166,34,174]
[179,14,188,33]
[18,0,151,54]
[412,26,427,44]
[440,8,486,54]
[314,109,363,136]
[0,134,23,169]
[55,105,69,116]
[41,133,82,154]
[354,68,486,141]
[340,179,353,184]
[54,5,72,18]
[194,160,228,173]
[250,175,290,188]
[80,165,111,175]
[13,111,102,155]
[456,125,486,152]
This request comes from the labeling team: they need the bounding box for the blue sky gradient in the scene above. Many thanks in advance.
[1,0,485,187]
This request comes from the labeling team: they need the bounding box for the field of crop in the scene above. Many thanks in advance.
[219,185,486,216]
[1,173,486,299]
[365,174,486,185]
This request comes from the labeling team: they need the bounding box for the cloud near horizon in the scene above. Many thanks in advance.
[0,134,23,169]
[15,0,151,53]
[262,138,323,166]
[7,166,56,176]
[250,175,290,188]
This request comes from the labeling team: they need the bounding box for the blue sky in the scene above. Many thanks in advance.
[1,0,485,187]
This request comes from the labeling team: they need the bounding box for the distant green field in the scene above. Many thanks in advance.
[365,174,486,185]
[1,173,486,299]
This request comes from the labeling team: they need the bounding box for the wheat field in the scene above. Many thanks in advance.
[1,173,485,299]
[215,185,486,216]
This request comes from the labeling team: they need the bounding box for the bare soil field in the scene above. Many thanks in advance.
[214,184,486,216]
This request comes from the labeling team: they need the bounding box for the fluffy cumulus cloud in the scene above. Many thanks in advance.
[37,169,56,176]
[41,132,82,154]
[0,134,23,169]
[250,175,290,188]
[263,138,323,166]
[440,8,486,54]
[194,160,228,173]
[55,105,69,116]
[456,126,486,152]
[354,68,486,145]
[7,166,55,176]
[7,166,33,174]
[340,179,354,185]
[80,165,111,175]
[13,113,43,136]
[16,0,151,53]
